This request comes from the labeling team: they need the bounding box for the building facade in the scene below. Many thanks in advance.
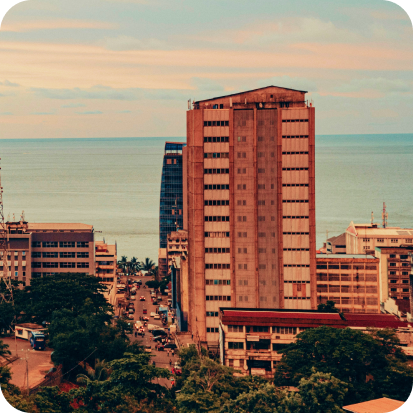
[159,142,186,249]
[219,308,413,377]
[316,254,381,313]
[346,222,413,255]
[186,86,316,347]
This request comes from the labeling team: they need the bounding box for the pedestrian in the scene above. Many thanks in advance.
[150,336,152,341]
[169,359,172,366]
[167,350,170,356]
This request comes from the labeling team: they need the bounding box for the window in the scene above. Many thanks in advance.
[237,152,247,158]
[32,262,42,268]
[204,152,229,159]
[204,168,230,174]
[32,241,41,248]
[60,252,76,258]
[204,184,230,190]
[77,242,89,248]
[237,168,246,174]
[206,312,219,317]
[205,232,230,238]
[14,271,18,277]
[228,325,243,332]
[60,262,76,268]
[206,327,219,333]
[43,262,59,268]
[77,262,90,268]
[206,295,231,301]
[31,252,41,258]
[389,263,396,267]
[363,238,370,242]
[60,241,75,248]
[205,200,230,206]
[237,200,247,206]
[205,216,230,222]
[237,184,247,190]
[258,200,265,206]
[273,327,297,334]
[390,254,396,258]
[42,252,58,258]
[391,239,398,243]
[228,342,244,350]
[237,136,247,142]
[377,238,384,243]
[237,216,247,222]
[205,248,230,253]
[42,242,58,248]
[252,326,269,333]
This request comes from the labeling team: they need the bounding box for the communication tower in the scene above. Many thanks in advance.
[0,158,13,305]
[382,202,388,228]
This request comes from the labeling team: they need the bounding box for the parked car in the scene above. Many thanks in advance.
[130,295,136,300]
[128,313,134,319]
[152,329,167,337]
[143,308,147,314]
[128,308,135,314]
[164,343,177,350]
[140,296,146,301]
[157,296,162,301]
[154,314,160,320]
[144,345,152,353]
[157,344,164,351]
[128,303,135,309]
[150,312,157,317]
[142,316,149,321]
[153,336,165,342]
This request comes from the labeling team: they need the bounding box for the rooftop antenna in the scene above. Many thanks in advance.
[21,210,25,222]
[326,229,329,255]
[371,211,374,225]
[382,202,388,228]
[188,99,191,110]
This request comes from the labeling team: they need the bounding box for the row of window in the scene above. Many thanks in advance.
[206,279,231,285]
[282,151,308,155]
[204,200,229,206]
[282,119,308,123]
[283,183,309,187]
[206,295,231,301]
[283,215,309,219]
[283,232,309,235]
[205,263,230,269]
[283,200,309,203]
[204,136,229,142]
[389,272,410,276]
[204,152,229,158]
[206,328,219,333]
[204,168,229,174]
[282,135,309,139]
[282,168,309,171]
[32,252,89,258]
[32,262,90,268]
[317,274,378,281]
[284,264,310,267]
[204,184,230,190]
[206,312,219,317]
[205,216,230,222]
[204,120,229,126]
[32,242,89,248]
[317,264,376,270]
[205,248,230,253]
[205,232,230,238]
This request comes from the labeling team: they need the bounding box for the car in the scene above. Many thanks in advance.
[144,345,152,353]
[140,296,146,301]
[153,336,165,342]
[152,329,167,337]
[164,343,177,350]
[128,303,135,309]
[150,312,157,317]
[128,313,134,319]
[174,362,181,370]
[157,296,162,301]
[154,314,160,320]
[130,295,136,300]
[142,316,150,321]
[128,308,135,314]
[137,280,142,285]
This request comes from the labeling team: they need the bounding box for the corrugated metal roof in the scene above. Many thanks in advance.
[343,397,404,413]
[316,254,377,259]
[27,223,93,230]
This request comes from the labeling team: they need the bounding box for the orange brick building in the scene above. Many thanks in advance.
[185,86,316,347]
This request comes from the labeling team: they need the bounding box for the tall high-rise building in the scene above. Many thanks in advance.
[159,142,186,249]
[185,86,316,347]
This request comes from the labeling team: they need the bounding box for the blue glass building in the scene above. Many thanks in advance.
[159,142,186,248]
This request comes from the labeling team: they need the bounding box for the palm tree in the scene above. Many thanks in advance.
[141,257,155,274]
[117,256,128,274]
[130,257,138,274]
[76,359,111,385]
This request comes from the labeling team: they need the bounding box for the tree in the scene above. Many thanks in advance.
[0,339,11,359]
[141,258,155,273]
[274,326,413,404]
[117,256,128,274]
[145,280,160,289]
[317,300,339,313]
[76,359,111,385]
[34,386,74,413]
[23,272,112,324]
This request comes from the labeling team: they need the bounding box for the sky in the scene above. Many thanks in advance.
[0,0,412,139]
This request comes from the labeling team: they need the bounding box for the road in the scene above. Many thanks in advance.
[116,274,178,388]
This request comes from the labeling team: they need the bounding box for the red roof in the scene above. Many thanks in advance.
[344,313,412,329]
[343,397,404,413]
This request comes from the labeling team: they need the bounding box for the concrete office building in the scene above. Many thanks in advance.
[186,86,316,347]
[316,254,381,313]
[159,142,186,249]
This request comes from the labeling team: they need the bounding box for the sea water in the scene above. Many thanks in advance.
[0,134,412,261]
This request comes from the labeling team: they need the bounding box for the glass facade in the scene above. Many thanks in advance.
[159,142,186,248]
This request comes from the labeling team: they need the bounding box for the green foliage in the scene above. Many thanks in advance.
[23,272,112,324]
[317,300,339,313]
[3,385,37,413]
[48,299,141,372]
[274,326,413,404]
[0,365,12,386]
[76,359,111,385]
[34,386,74,413]
[0,339,11,358]
[145,280,160,289]
[141,257,155,272]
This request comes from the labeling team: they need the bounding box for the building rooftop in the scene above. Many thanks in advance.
[346,221,413,237]
[27,223,93,231]
[327,233,346,244]
[195,85,307,104]
[316,254,377,259]
[343,397,404,413]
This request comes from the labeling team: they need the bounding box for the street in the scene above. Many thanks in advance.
[116,274,178,388]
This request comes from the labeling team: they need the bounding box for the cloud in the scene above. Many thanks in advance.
[102,35,166,51]
[1,18,116,32]
[117,110,132,113]
[31,112,55,115]
[61,103,86,108]
[31,85,190,101]
[335,78,412,94]
[0,112,13,115]
[0,79,19,87]
[75,111,103,115]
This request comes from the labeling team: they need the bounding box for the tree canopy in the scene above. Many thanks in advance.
[273,326,413,404]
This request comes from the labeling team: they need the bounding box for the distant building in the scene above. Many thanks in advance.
[316,254,380,313]
[158,248,167,281]
[95,240,117,284]
[346,222,413,255]
[186,86,316,348]
[1,219,94,286]
[166,230,188,269]
[159,142,186,249]
[170,254,189,332]
[326,233,346,254]
[218,308,413,377]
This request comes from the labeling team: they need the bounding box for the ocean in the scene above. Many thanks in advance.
[0,134,412,261]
